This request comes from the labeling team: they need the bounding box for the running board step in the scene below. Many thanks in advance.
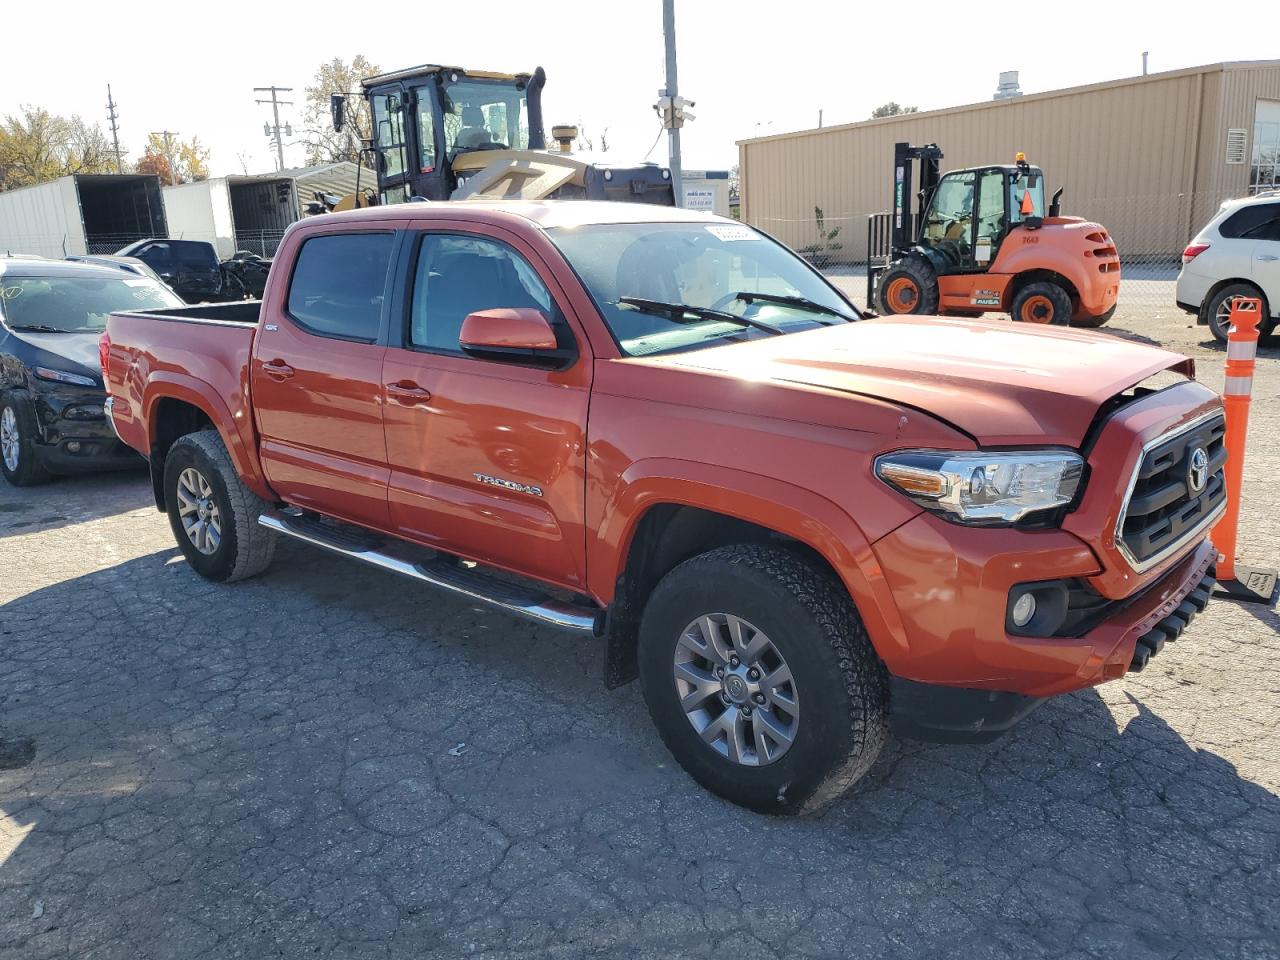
[258,510,602,635]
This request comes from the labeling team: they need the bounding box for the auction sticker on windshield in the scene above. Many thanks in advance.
[706,225,757,242]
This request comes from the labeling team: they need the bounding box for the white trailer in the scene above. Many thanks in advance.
[0,174,166,258]
[163,164,372,258]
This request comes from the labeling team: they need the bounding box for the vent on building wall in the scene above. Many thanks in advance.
[1225,128,1248,164]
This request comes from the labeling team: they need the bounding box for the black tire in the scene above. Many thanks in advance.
[1010,281,1073,326]
[1204,283,1267,344]
[638,544,889,815]
[0,391,52,487]
[876,257,939,315]
[1071,304,1116,329]
[163,429,276,582]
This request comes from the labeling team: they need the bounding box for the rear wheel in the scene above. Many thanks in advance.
[876,257,939,315]
[1011,282,1072,326]
[638,544,888,815]
[164,429,276,582]
[0,392,52,487]
[1071,304,1116,329]
[1205,283,1267,344]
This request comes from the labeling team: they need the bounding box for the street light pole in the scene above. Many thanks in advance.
[662,0,683,207]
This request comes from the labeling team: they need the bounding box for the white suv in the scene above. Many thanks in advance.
[1176,193,1280,341]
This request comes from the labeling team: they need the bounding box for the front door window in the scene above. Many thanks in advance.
[922,172,975,265]
[975,171,1007,267]
[371,93,407,182]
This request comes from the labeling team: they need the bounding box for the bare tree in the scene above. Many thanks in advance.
[301,55,380,165]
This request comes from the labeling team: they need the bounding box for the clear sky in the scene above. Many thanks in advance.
[1,0,1271,178]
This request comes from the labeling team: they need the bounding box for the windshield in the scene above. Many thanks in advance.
[442,79,530,156]
[0,275,184,333]
[548,222,856,356]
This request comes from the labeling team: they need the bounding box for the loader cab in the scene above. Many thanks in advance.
[361,65,546,203]
[916,162,1046,273]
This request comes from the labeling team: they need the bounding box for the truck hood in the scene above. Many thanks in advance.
[654,316,1191,446]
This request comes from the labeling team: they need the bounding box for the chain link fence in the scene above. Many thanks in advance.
[755,190,1245,317]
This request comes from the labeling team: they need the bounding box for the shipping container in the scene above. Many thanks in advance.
[0,174,167,259]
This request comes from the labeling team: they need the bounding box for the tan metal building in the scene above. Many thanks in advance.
[738,60,1280,264]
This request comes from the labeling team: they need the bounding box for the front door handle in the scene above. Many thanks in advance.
[261,359,295,380]
[1256,254,1279,262]
[386,381,432,405]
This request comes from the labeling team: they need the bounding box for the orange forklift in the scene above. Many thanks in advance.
[868,143,1120,326]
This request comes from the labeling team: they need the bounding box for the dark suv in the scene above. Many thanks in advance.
[0,258,184,485]
[116,238,223,303]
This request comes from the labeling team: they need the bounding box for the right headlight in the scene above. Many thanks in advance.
[875,449,1084,525]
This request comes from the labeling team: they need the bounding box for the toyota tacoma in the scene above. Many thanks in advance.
[103,201,1225,813]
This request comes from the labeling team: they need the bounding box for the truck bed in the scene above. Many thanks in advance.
[105,302,264,492]
[116,300,262,326]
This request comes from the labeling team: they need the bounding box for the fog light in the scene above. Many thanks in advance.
[1011,592,1037,628]
[66,441,81,453]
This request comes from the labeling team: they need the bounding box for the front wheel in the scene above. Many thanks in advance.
[1011,281,1073,326]
[0,392,52,487]
[876,258,939,315]
[638,544,888,815]
[163,429,276,582]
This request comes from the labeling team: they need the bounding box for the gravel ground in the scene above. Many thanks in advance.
[1,294,1277,959]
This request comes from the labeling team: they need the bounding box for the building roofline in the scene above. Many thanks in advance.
[736,59,1280,147]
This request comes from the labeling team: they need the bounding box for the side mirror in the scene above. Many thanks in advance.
[458,307,573,367]
[330,94,345,133]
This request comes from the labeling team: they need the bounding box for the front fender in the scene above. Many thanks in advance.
[588,457,911,664]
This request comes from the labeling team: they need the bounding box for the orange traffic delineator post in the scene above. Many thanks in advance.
[1210,296,1277,605]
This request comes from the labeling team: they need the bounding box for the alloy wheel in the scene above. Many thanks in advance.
[672,613,800,766]
[1,407,19,472]
[176,467,222,555]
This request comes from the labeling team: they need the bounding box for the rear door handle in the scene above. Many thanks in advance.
[261,359,295,380]
[386,381,432,405]
[1256,254,1279,262]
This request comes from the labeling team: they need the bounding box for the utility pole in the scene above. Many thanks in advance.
[661,0,683,207]
[255,86,294,172]
[150,130,180,185]
[106,85,122,174]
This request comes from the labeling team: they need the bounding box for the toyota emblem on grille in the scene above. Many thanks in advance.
[1187,446,1209,494]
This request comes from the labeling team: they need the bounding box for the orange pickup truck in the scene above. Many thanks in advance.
[104,201,1225,813]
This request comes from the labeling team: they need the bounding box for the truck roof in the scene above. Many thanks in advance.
[302,200,735,232]
[360,65,529,89]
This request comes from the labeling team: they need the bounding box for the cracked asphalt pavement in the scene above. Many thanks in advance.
[2,304,1279,959]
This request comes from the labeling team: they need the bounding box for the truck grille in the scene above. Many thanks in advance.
[1116,413,1227,572]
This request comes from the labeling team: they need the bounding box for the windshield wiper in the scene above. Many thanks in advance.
[728,291,863,323]
[617,296,784,336]
[7,323,70,333]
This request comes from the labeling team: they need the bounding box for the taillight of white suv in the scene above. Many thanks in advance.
[1182,243,1211,264]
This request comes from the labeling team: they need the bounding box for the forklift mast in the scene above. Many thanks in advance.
[891,142,943,255]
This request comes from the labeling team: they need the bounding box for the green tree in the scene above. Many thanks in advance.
[301,55,380,165]
[137,133,208,185]
[0,107,118,190]
[870,102,919,119]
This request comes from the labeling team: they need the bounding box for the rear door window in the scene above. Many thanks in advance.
[286,233,396,342]
[1219,203,1280,240]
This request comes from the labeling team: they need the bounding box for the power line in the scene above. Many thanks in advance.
[107,85,123,175]
[254,86,294,172]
